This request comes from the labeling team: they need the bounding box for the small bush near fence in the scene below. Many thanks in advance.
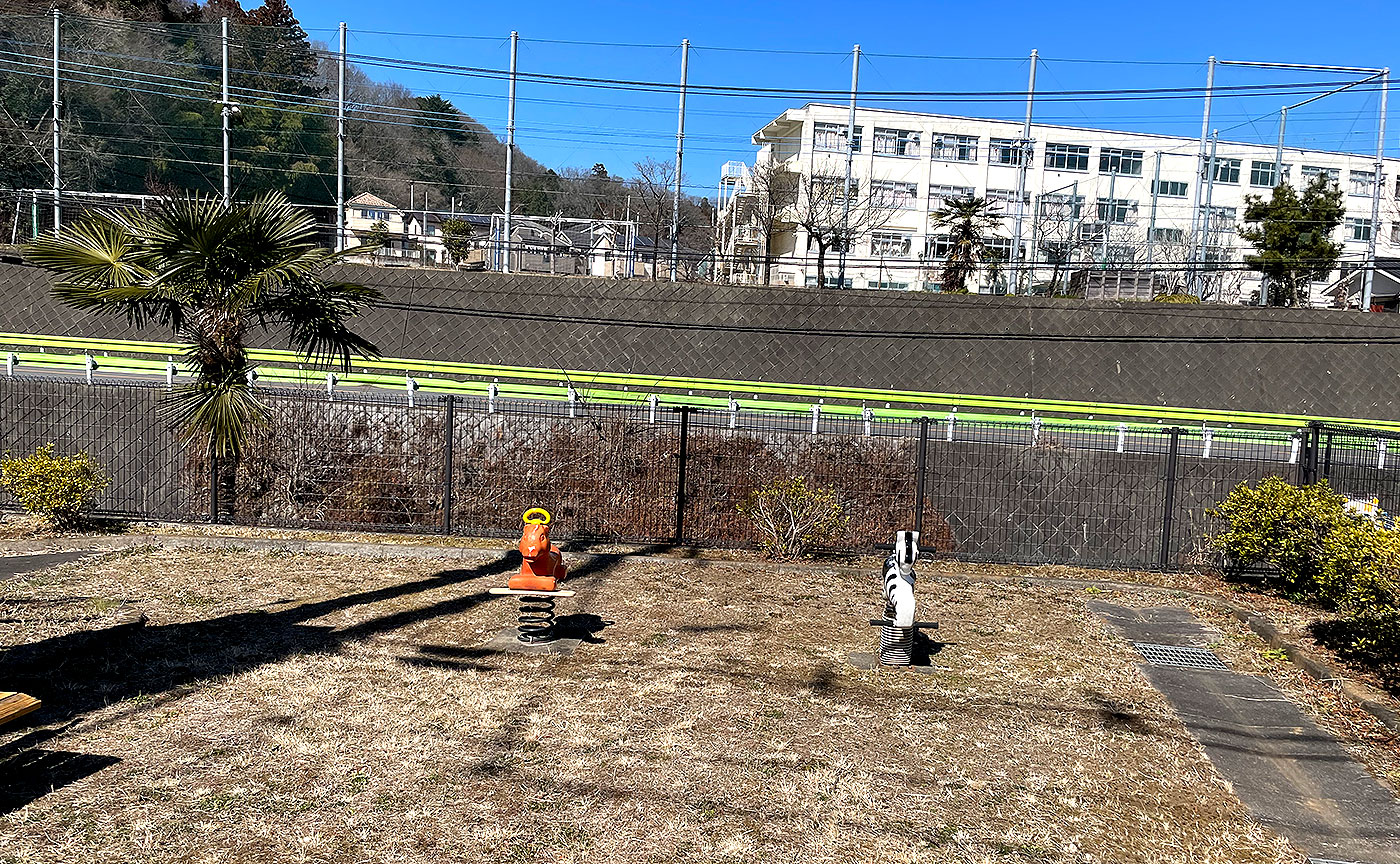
[0,442,110,528]
[738,476,847,560]
[1212,477,1400,674]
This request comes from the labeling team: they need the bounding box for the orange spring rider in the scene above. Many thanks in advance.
[510,507,567,592]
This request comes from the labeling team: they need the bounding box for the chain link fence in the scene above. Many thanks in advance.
[4,374,1400,569]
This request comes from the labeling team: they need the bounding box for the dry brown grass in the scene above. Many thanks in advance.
[0,546,1312,863]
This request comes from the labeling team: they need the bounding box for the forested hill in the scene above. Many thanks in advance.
[0,0,713,233]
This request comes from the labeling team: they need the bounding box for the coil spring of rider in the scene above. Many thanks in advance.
[879,600,914,666]
[516,594,558,643]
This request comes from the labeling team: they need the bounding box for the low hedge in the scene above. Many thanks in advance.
[1211,477,1400,660]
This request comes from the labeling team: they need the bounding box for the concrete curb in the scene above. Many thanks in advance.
[9,531,1399,737]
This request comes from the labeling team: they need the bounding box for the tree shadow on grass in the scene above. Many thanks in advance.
[0,543,663,812]
[1,544,655,732]
[0,556,514,732]
[1309,618,1400,697]
[0,748,122,815]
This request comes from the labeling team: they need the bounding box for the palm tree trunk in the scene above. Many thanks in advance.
[207,443,237,524]
[218,456,237,523]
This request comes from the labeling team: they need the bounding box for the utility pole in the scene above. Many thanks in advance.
[221,16,230,204]
[503,30,518,274]
[1201,131,1220,300]
[670,39,689,282]
[1260,108,1287,306]
[1146,151,1162,268]
[837,44,860,289]
[1188,56,1216,295]
[51,7,60,232]
[1070,179,1080,275]
[1101,168,1117,265]
[1011,48,1037,295]
[336,21,346,251]
[1362,68,1388,312]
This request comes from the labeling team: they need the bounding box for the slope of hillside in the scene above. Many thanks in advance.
[0,0,712,241]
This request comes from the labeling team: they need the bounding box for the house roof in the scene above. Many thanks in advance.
[1336,258,1400,302]
[346,192,398,210]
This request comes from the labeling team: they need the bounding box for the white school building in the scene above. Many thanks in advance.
[716,103,1399,307]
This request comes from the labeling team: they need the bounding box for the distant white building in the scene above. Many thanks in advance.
[717,103,1399,306]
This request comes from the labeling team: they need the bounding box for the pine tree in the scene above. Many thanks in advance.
[1239,175,1346,307]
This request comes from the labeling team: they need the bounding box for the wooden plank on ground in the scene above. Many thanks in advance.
[0,692,41,727]
[488,588,576,597]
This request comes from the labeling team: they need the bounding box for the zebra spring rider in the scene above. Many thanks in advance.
[871,530,938,666]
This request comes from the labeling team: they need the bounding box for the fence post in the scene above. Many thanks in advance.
[442,394,455,535]
[673,406,691,543]
[1304,421,1322,485]
[914,416,929,536]
[1158,427,1181,571]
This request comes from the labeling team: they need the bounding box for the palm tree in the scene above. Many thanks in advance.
[25,192,382,514]
[930,197,1003,293]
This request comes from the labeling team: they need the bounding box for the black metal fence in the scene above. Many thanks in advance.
[4,374,1399,570]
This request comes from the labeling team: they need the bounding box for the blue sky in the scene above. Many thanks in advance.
[290,0,1400,196]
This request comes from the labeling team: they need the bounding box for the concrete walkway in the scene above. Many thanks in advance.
[1091,601,1400,864]
[0,551,100,580]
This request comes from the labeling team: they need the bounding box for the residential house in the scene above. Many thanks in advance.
[342,192,450,266]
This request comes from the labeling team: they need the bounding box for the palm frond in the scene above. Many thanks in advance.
[258,280,383,370]
[24,214,185,329]
[24,213,148,288]
[157,375,265,460]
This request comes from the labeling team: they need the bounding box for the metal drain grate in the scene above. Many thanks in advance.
[1133,643,1231,672]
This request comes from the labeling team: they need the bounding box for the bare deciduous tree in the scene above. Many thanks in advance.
[784,173,893,288]
[746,160,799,285]
[631,158,678,273]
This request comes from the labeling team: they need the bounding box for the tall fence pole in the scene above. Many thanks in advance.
[1158,427,1181,571]
[1297,421,1321,486]
[51,7,60,232]
[673,406,691,543]
[914,417,929,536]
[669,39,689,283]
[503,30,518,274]
[442,395,455,535]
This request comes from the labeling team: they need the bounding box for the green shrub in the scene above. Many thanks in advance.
[0,443,110,528]
[737,476,847,560]
[1152,292,1201,304]
[1332,536,1400,656]
[1212,476,1400,660]
[1209,477,1348,593]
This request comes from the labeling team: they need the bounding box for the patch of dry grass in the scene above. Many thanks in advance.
[0,547,1308,863]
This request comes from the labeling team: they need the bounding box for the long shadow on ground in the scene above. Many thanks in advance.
[1,546,656,731]
[0,544,677,812]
